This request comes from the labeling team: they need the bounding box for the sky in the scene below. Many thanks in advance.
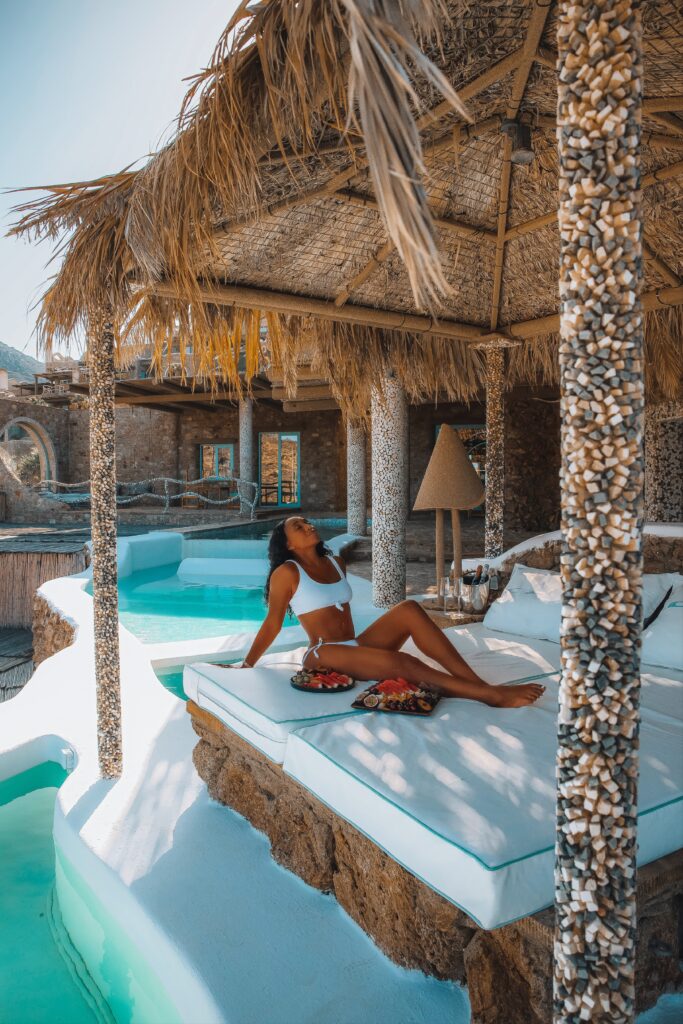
[0,0,241,360]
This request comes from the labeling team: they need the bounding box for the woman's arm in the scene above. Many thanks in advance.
[241,564,296,667]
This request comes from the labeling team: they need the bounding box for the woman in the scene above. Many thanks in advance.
[239,516,544,707]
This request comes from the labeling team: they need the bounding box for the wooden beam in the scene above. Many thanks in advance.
[335,189,497,242]
[643,159,683,187]
[114,390,237,406]
[642,236,680,287]
[535,46,557,70]
[416,47,526,132]
[335,240,394,307]
[647,111,683,137]
[283,399,338,413]
[149,275,683,355]
[504,158,683,242]
[150,279,487,341]
[644,96,683,114]
[484,284,683,342]
[272,385,332,401]
[489,1,554,330]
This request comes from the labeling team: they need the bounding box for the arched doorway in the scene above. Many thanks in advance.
[0,417,58,486]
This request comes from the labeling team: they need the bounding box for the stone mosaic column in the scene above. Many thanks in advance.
[238,397,255,516]
[484,346,505,559]
[346,418,368,536]
[644,402,683,522]
[89,309,122,779]
[371,376,407,607]
[555,3,644,1021]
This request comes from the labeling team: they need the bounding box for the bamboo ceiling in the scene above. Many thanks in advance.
[9,0,683,415]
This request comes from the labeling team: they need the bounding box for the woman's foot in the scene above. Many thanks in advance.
[485,681,546,708]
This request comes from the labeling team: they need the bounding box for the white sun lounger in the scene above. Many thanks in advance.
[284,664,683,929]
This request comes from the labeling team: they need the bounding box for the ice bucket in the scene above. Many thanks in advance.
[457,576,490,614]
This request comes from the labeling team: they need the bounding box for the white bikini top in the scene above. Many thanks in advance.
[286,555,353,616]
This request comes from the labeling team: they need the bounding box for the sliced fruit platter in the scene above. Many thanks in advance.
[352,677,440,715]
[290,668,355,692]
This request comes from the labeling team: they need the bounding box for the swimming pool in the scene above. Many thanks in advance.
[92,562,284,645]
[186,517,368,542]
[0,763,108,1023]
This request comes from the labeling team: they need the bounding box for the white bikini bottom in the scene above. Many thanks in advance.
[303,637,359,663]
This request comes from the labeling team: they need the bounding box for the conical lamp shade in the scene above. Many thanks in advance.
[413,425,485,511]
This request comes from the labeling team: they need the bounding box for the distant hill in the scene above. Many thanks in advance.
[0,341,44,381]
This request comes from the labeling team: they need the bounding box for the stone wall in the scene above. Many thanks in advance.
[177,403,346,511]
[0,395,70,482]
[504,397,561,533]
[67,406,180,483]
[189,700,682,1024]
[32,594,76,665]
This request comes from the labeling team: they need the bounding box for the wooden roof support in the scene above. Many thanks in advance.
[150,279,487,342]
[148,278,683,353]
[504,158,683,242]
[487,284,683,342]
[535,46,557,71]
[642,236,681,287]
[335,189,497,242]
[644,96,683,114]
[489,1,554,330]
[647,111,683,137]
[334,240,394,307]
[216,47,530,237]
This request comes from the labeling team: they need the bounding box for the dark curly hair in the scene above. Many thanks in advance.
[264,518,330,607]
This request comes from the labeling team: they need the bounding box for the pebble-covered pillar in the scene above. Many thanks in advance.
[346,418,368,536]
[89,309,123,779]
[371,376,408,607]
[238,397,255,516]
[644,402,683,522]
[555,3,644,1022]
[484,346,505,558]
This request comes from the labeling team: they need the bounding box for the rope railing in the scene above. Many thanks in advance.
[35,475,260,519]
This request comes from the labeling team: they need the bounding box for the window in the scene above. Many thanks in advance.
[199,443,235,479]
[258,432,300,506]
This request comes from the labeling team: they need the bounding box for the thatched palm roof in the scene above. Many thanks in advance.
[9,0,683,415]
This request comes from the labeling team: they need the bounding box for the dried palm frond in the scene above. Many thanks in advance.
[341,0,470,307]
[8,171,139,357]
[125,0,466,311]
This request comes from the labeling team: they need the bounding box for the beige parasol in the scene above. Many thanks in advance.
[413,425,485,586]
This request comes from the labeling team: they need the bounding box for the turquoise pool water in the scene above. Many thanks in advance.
[0,763,104,1024]
[187,516,367,541]
[95,562,289,645]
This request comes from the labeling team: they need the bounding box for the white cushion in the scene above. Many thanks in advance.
[184,648,362,763]
[642,583,683,672]
[644,572,680,624]
[484,565,562,643]
[286,678,683,929]
[484,566,678,643]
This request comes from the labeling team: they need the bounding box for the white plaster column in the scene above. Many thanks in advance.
[88,308,122,778]
[238,397,255,516]
[346,418,367,536]
[554,3,643,1020]
[371,376,408,607]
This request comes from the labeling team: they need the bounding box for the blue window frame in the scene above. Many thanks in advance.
[258,432,301,507]
[199,443,235,479]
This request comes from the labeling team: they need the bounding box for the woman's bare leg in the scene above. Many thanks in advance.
[304,642,544,708]
[357,600,487,685]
